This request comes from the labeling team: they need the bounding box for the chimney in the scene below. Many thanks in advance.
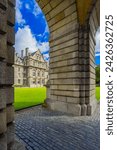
[16,53,18,57]
[21,50,24,58]
[25,47,29,56]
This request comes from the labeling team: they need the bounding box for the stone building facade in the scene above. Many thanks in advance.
[14,48,49,87]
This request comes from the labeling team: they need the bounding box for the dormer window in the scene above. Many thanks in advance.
[37,55,38,59]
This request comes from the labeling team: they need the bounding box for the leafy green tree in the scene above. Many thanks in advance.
[96,66,100,85]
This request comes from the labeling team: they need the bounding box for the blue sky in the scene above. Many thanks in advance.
[95,28,100,65]
[15,0,100,64]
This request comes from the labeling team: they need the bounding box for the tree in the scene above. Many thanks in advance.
[96,66,100,86]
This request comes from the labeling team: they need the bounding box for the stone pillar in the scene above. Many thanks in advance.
[0,0,25,149]
[37,0,100,116]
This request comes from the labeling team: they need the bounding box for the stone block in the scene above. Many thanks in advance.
[6,87,14,105]
[95,0,100,25]
[47,87,51,99]
[52,89,79,97]
[47,99,68,113]
[51,37,78,52]
[6,65,14,85]
[7,123,15,145]
[87,104,92,116]
[0,0,7,9]
[0,109,7,134]
[49,0,75,18]
[7,4,15,25]
[51,20,78,41]
[50,44,78,58]
[0,61,6,84]
[0,134,7,150]
[49,95,58,101]
[67,97,79,104]
[57,96,67,102]
[50,0,62,8]
[7,45,14,64]
[51,60,67,68]
[92,8,99,30]
[0,8,7,33]
[43,3,51,14]
[39,0,49,6]
[81,104,87,116]
[6,105,14,124]
[64,3,77,16]
[7,25,15,45]
[67,104,81,115]
[50,12,77,32]
[89,96,97,115]
[0,34,7,59]
[50,31,78,48]
[8,0,16,7]
[0,88,6,109]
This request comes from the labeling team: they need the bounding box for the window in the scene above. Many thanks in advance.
[42,79,45,85]
[42,71,44,77]
[37,55,39,59]
[38,71,40,76]
[18,73,20,77]
[33,61,35,66]
[23,79,26,85]
[33,80,36,84]
[38,80,40,84]
[18,79,20,84]
[33,70,36,76]
[23,73,26,78]
[18,67,20,72]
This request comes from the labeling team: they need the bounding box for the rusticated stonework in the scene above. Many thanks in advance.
[0,0,100,149]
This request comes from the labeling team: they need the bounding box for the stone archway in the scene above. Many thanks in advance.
[36,0,100,116]
[0,0,100,149]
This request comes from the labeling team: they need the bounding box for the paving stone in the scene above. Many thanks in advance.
[15,104,100,150]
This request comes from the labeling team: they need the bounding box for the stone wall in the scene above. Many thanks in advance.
[0,0,15,149]
[88,0,100,114]
[0,0,100,148]
[37,0,100,115]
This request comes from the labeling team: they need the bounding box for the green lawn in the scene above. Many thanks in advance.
[14,87,46,110]
[96,86,100,101]
[14,86,100,111]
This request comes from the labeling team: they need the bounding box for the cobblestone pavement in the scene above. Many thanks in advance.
[15,104,100,150]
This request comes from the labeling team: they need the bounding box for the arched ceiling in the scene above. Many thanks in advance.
[76,0,94,25]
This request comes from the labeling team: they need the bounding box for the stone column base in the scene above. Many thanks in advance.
[8,139,25,150]
[46,98,98,116]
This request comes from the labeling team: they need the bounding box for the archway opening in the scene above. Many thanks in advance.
[95,27,100,101]
[14,0,50,110]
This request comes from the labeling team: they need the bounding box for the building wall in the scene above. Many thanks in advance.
[0,0,19,149]
[14,50,49,87]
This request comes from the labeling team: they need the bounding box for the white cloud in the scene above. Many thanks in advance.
[95,28,100,53]
[25,3,30,10]
[15,25,50,57]
[43,53,50,60]
[95,53,100,57]
[33,1,42,16]
[16,0,26,25]
[38,42,50,53]
[15,25,39,55]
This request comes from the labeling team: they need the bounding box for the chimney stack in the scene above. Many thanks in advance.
[21,50,24,58]
[25,47,29,56]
